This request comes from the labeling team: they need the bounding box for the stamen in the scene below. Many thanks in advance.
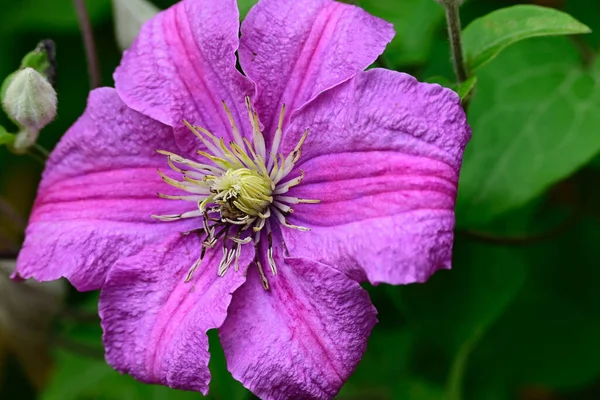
[276,196,320,204]
[266,221,277,276]
[254,239,269,290]
[273,170,305,195]
[291,129,309,163]
[272,154,288,183]
[157,169,208,194]
[267,104,285,171]
[242,138,270,179]
[184,257,203,282]
[253,217,267,232]
[151,209,202,221]
[154,97,318,285]
[272,208,310,231]
[183,120,225,159]
[204,226,228,248]
[273,201,293,214]
[202,210,215,237]
[256,260,269,290]
[280,235,290,257]
[223,216,255,225]
[245,97,266,161]
[277,129,309,180]
[234,241,242,272]
[229,235,252,245]
[165,155,185,173]
[218,236,236,277]
[222,100,245,150]
[230,142,259,170]
[157,193,207,201]
[197,150,234,171]
[157,150,221,174]
[258,207,271,219]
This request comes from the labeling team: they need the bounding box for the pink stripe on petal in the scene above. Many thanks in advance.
[284,153,457,284]
[115,0,254,153]
[278,70,471,285]
[15,88,194,291]
[285,211,456,285]
[100,235,252,394]
[284,69,470,173]
[240,0,394,139]
[290,152,457,226]
[220,254,376,400]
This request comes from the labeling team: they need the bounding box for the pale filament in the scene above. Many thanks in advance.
[153,97,319,289]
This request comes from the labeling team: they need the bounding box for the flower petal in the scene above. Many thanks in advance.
[114,0,254,151]
[240,0,394,136]
[281,69,471,285]
[100,234,252,394]
[15,88,197,291]
[220,254,377,400]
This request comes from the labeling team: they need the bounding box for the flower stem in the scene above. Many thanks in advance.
[0,197,26,231]
[446,326,484,400]
[457,210,579,246]
[570,35,595,68]
[443,3,468,84]
[32,143,50,159]
[26,142,50,164]
[73,0,101,89]
[53,335,105,359]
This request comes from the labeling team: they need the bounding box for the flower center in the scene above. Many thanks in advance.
[152,97,319,290]
[208,168,272,220]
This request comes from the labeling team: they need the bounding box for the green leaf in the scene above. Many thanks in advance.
[424,76,476,101]
[44,294,249,400]
[463,5,591,72]
[237,0,257,19]
[0,126,15,146]
[385,236,531,399]
[465,221,600,397]
[590,153,600,170]
[456,76,477,100]
[425,76,455,88]
[0,72,16,105]
[0,0,111,33]
[19,41,54,78]
[457,37,600,227]
[397,239,530,355]
[358,0,444,67]
[339,325,444,399]
[565,0,600,49]
[112,0,160,51]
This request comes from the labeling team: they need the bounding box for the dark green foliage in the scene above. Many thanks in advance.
[1,1,599,399]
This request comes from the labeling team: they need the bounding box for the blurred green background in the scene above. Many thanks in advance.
[1,0,599,399]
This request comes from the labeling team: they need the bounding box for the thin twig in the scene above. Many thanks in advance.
[0,231,20,254]
[570,35,596,68]
[32,143,50,159]
[457,209,580,246]
[53,335,105,359]
[73,0,101,89]
[443,3,468,84]
[0,197,26,231]
[0,251,19,259]
[61,308,101,324]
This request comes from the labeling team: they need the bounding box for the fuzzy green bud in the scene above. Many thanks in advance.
[2,68,57,150]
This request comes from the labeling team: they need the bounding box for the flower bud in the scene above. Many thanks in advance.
[2,68,57,148]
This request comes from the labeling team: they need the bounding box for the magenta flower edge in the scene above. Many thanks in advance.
[14,0,471,399]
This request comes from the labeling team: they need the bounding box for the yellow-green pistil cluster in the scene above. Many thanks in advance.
[152,98,318,289]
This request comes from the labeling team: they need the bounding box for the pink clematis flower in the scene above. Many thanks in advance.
[14,0,470,398]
